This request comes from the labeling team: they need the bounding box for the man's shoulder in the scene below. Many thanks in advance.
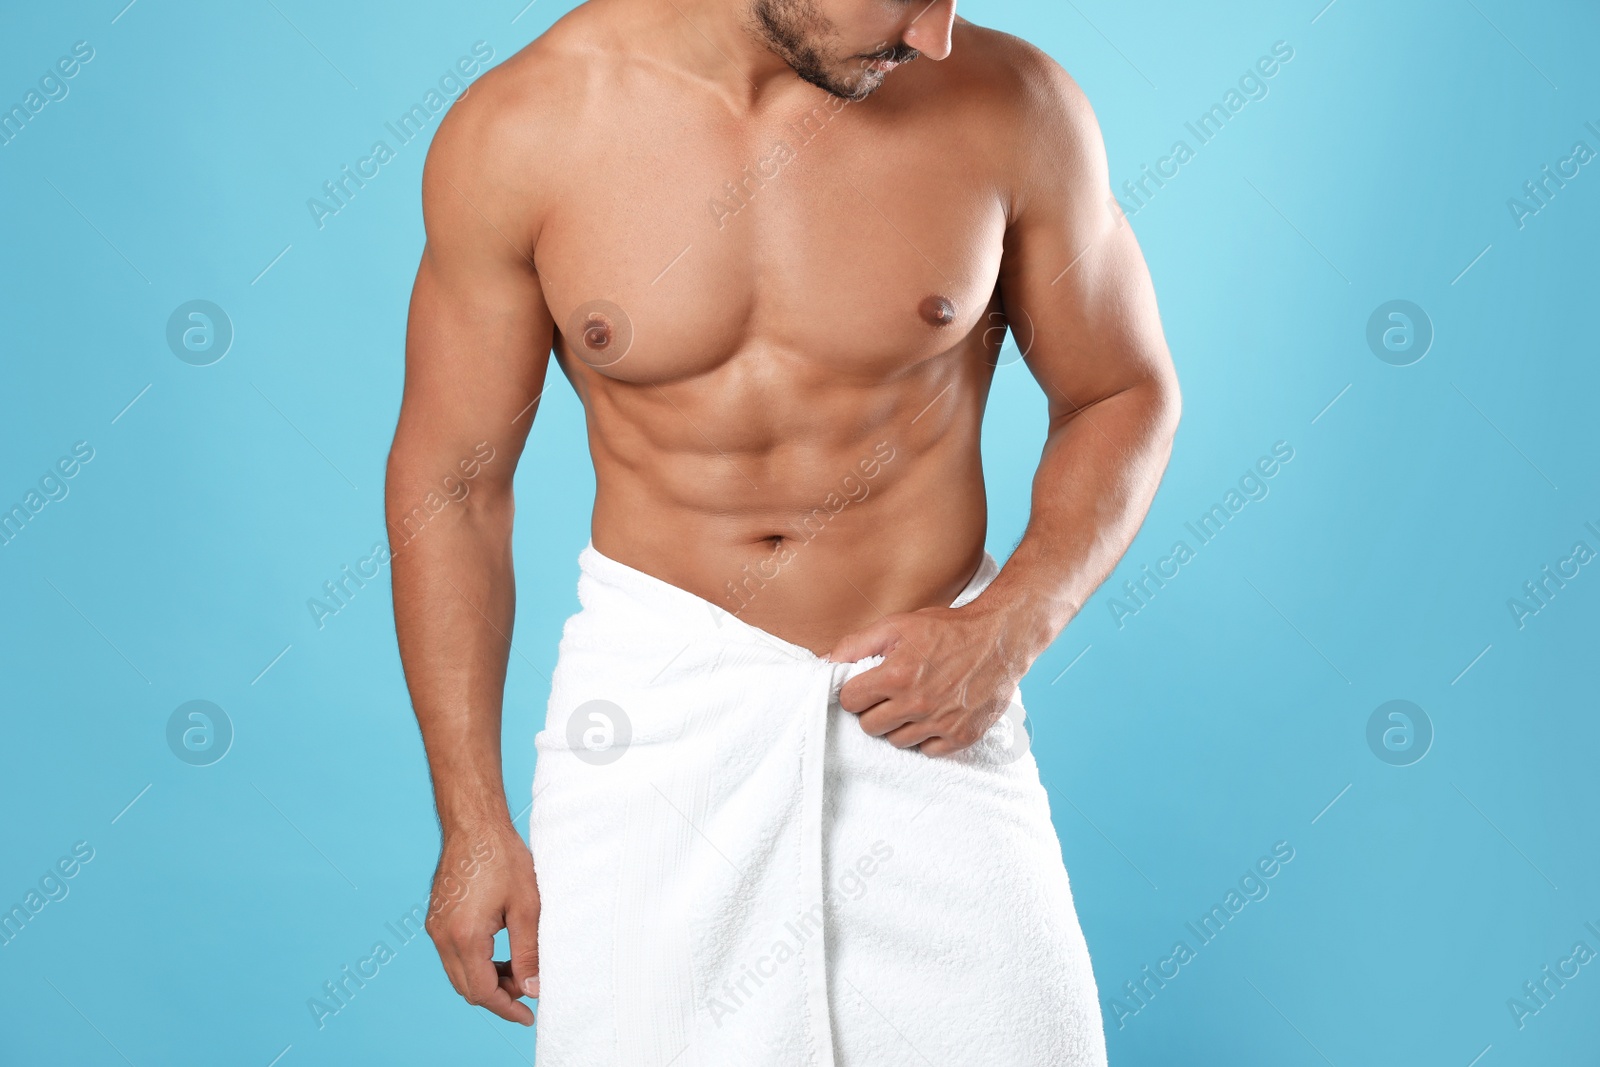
[423,8,617,181]
[941,21,1094,133]
[925,22,1103,215]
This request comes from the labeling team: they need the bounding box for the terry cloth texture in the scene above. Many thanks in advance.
[529,541,1107,1066]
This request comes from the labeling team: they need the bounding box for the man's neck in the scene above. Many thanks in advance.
[636,0,811,108]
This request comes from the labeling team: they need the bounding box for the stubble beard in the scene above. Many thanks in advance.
[747,0,913,101]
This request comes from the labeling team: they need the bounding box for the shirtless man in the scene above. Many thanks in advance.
[385,0,1179,1057]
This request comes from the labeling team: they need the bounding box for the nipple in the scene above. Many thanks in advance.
[582,314,613,350]
[920,294,956,327]
[566,298,633,368]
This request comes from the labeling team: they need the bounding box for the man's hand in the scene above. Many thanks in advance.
[827,599,1036,757]
[425,822,541,1027]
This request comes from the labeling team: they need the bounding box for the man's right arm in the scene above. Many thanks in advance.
[384,76,554,1027]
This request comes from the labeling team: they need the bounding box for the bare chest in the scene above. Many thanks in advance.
[532,91,1010,384]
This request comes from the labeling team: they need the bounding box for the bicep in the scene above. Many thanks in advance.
[392,105,554,494]
[997,70,1175,424]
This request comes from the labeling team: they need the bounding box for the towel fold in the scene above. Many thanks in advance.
[529,541,1107,1066]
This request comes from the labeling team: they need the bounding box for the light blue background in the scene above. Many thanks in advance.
[2,0,1595,1064]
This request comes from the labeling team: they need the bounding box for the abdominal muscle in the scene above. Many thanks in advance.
[576,347,996,657]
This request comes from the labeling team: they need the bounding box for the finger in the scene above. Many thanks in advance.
[429,925,469,999]
[918,733,970,759]
[463,938,535,1026]
[477,982,537,1026]
[825,616,902,665]
[883,720,936,749]
[495,961,539,1007]
[495,959,516,996]
[507,902,541,1000]
[836,658,907,714]
[856,699,916,738]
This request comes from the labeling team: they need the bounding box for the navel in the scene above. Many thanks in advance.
[919,294,956,327]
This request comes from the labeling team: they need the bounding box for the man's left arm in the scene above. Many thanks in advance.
[832,50,1181,756]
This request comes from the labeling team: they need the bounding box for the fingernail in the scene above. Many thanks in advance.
[523,976,540,998]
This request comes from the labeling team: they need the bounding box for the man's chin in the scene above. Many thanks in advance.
[820,58,914,101]
[794,66,884,101]
[836,71,888,101]
[843,52,918,98]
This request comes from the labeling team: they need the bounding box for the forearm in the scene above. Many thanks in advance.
[973,378,1179,665]
[387,466,519,836]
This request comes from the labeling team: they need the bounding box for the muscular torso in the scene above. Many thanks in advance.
[507,9,1023,654]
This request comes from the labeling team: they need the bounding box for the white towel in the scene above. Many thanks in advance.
[529,542,1107,1066]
